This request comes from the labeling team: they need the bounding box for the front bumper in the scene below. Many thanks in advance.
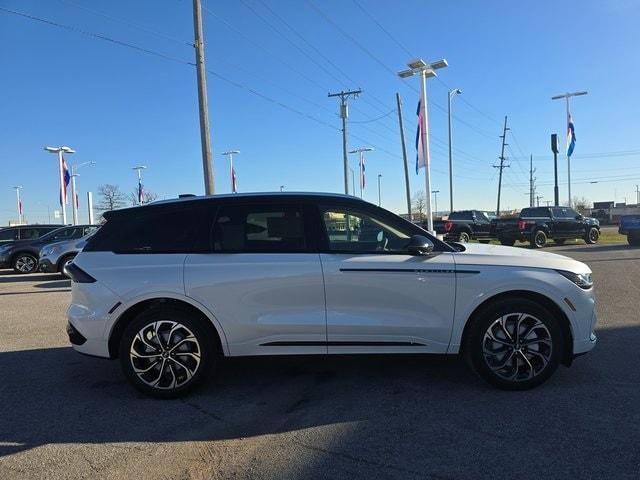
[39,258,57,273]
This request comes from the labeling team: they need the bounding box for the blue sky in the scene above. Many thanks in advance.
[1,0,639,225]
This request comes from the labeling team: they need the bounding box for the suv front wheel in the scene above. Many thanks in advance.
[464,298,563,390]
[13,253,38,274]
[119,305,217,398]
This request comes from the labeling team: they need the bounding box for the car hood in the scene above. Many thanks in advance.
[453,242,590,274]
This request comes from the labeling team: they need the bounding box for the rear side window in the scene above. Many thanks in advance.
[521,207,549,218]
[19,228,41,240]
[552,207,578,219]
[0,229,18,241]
[85,205,207,253]
[211,204,306,253]
[449,211,473,221]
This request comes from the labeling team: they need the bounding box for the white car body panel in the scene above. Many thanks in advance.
[184,253,327,356]
[320,252,456,354]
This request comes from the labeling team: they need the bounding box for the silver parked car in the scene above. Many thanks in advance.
[39,231,97,277]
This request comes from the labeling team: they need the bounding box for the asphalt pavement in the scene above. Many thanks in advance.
[0,242,639,479]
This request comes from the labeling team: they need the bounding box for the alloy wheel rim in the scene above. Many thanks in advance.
[535,232,545,247]
[482,313,553,382]
[460,233,469,242]
[16,256,36,273]
[129,320,201,390]
[590,229,598,241]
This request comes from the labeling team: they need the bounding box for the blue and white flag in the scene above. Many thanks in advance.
[138,179,144,204]
[415,100,426,174]
[567,113,576,157]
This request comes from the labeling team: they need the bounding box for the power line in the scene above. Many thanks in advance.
[56,0,194,46]
[351,0,413,57]
[0,6,194,66]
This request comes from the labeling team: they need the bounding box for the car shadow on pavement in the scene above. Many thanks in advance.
[33,280,70,289]
[1,325,639,478]
[0,272,61,283]
[563,243,632,254]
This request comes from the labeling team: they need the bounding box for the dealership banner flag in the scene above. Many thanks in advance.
[567,112,576,157]
[415,100,426,173]
[60,154,70,206]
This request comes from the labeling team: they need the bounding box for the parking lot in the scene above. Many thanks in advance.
[0,242,639,480]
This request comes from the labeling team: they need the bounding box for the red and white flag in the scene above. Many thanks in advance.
[231,167,238,193]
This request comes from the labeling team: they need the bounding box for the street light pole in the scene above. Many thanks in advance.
[132,166,147,205]
[349,147,373,199]
[447,88,462,213]
[398,58,449,233]
[13,186,23,224]
[69,161,95,225]
[551,90,588,207]
[432,190,440,217]
[221,151,240,193]
[377,174,382,206]
[44,146,75,225]
[349,167,355,196]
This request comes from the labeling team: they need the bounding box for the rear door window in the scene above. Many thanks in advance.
[19,228,41,240]
[211,204,307,253]
[0,229,18,242]
[521,207,549,218]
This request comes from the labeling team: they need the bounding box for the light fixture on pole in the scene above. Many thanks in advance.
[221,150,240,193]
[551,90,587,207]
[349,147,374,198]
[280,185,285,192]
[398,58,448,233]
[432,190,440,217]
[69,161,96,225]
[377,174,382,206]
[13,186,23,224]
[132,166,147,205]
[447,88,462,213]
[44,146,75,225]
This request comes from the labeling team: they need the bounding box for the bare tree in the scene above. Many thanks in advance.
[573,196,591,214]
[97,184,126,212]
[127,189,159,206]
[412,191,426,221]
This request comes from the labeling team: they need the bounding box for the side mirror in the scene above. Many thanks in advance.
[407,235,434,256]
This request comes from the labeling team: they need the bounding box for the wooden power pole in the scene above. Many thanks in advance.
[328,89,361,195]
[494,115,509,215]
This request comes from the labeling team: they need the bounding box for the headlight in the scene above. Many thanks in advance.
[41,246,59,257]
[556,270,593,289]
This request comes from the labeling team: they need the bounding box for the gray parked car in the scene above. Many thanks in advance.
[39,231,98,277]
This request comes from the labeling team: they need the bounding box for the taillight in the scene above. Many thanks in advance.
[445,221,454,232]
[65,263,96,283]
[518,220,528,231]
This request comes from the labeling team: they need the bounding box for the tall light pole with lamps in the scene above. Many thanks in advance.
[432,190,440,217]
[551,90,587,207]
[70,161,96,225]
[132,166,147,205]
[44,146,75,225]
[221,151,240,193]
[349,147,374,198]
[448,88,462,213]
[13,186,23,224]
[398,58,449,233]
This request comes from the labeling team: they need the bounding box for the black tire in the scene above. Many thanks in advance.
[584,227,599,244]
[458,231,471,243]
[119,305,218,399]
[628,234,640,246]
[531,229,547,248]
[12,253,38,274]
[499,238,515,247]
[463,297,564,390]
[57,254,76,278]
[479,240,491,244]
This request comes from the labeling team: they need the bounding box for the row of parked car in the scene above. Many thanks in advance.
[432,206,602,248]
[0,224,98,275]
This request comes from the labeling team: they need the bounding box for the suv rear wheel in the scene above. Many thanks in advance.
[13,253,38,274]
[464,297,563,390]
[119,305,217,398]
[458,231,471,243]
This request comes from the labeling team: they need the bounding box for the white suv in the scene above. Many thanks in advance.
[67,193,597,397]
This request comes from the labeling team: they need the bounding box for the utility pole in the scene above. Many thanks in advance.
[193,0,215,195]
[396,93,411,218]
[551,134,560,206]
[529,154,536,208]
[494,116,509,216]
[551,91,588,207]
[447,88,462,213]
[536,194,544,207]
[328,89,361,194]
[377,174,382,206]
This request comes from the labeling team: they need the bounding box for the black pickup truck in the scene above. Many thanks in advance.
[433,210,496,243]
[492,206,600,248]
